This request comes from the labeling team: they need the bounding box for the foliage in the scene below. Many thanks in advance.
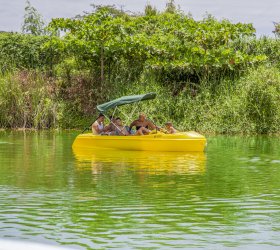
[0,33,64,74]
[273,22,280,38]
[232,36,280,68]
[165,0,177,14]
[144,4,158,16]
[22,0,46,36]
[187,66,280,134]
[0,71,58,128]
[48,6,130,83]
[47,5,266,94]
[239,66,280,133]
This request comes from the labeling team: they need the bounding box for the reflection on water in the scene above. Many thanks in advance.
[1,132,280,249]
[73,147,206,175]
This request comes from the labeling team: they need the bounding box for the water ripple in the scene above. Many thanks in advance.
[1,133,280,249]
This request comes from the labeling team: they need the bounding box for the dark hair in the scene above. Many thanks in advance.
[98,113,105,118]
[115,117,121,121]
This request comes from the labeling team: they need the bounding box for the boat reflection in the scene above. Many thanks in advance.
[73,147,206,175]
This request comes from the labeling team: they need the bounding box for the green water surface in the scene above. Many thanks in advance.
[0,131,280,249]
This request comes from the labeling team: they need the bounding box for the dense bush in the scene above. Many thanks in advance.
[48,7,266,89]
[0,32,63,74]
[232,36,280,68]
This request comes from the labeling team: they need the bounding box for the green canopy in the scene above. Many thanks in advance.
[97,92,156,113]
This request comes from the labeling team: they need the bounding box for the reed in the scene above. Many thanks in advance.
[1,65,280,134]
[0,71,58,129]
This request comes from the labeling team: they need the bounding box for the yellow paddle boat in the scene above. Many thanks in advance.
[72,93,206,152]
[73,131,206,152]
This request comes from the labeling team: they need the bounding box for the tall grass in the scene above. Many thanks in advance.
[0,71,58,128]
[97,65,280,134]
[1,65,280,134]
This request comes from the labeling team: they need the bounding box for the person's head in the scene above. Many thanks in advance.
[165,122,173,129]
[109,115,115,123]
[115,117,122,126]
[138,113,146,122]
[97,113,105,122]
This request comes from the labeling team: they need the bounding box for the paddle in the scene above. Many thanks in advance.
[81,126,91,134]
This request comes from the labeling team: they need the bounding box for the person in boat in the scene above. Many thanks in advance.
[103,115,116,134]
[129,113,156,135]
[114,117,130,136]
[92,113,105,135]
[165,122,177,134]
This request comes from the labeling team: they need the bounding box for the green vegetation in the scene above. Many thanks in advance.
[273,22,280,38]
[22,0,46,36]
[0,1,280,134]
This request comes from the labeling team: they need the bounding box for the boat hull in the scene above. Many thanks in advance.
[72,131,206,152]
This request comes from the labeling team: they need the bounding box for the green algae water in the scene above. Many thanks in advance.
[0,131,280,249]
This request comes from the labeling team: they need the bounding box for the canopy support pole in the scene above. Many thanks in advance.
[103,112,123,135]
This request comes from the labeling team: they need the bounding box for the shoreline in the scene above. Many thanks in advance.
[1,128,280,136]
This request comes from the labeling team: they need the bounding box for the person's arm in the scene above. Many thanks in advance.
[120,127,129,136]
[103,123,112,132]
[129,120,136,131]
[92,122,98,134]
[147,120,156,130]
[170,126,177,134]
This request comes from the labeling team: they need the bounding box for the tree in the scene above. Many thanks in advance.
[22,0,45,35]
[48,4,265,88]
[273,22,280,38]
[145,4,158,16]
[165,0,177,14]
[49,6,129,84]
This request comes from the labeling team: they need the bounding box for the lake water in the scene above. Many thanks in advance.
[0,131,280,249]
